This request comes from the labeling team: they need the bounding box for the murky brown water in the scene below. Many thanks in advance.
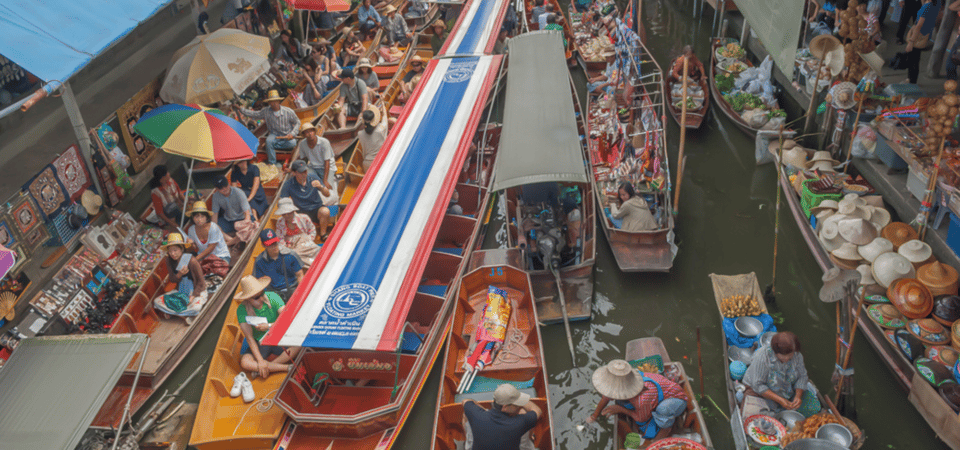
[159,1,949,449]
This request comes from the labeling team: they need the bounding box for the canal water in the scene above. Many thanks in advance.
[159,1,946,449]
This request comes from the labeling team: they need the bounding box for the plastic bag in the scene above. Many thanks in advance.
[851,124,879,159]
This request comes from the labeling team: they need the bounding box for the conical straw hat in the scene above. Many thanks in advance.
[881,222,918,250]
[898,239,933,265]
[832,242,862,261]
[869,206,891,230]
[841,193,867,207]
[234,275,272,302]
[857,264,877,285]
[858,237,894,263]
[592,359,644,400]
[819,222,845,252]
[810,199,839,215]
[838,218,877,245]
[810,34,842,59]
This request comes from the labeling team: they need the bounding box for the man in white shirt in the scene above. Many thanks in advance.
[538,4,554,30]
[296,123,336,189]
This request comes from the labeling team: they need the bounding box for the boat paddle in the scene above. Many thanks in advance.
[764,128,786,304]
[673,55,690,216]
[549,264,577,365]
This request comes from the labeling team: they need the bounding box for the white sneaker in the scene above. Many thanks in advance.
[230,372,247,398]
[241,374,256,403]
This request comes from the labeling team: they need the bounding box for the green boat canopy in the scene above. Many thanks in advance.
[492,31,588,192]
[0,334,147,450]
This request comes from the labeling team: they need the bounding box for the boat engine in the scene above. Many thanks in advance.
[523,203,567,270]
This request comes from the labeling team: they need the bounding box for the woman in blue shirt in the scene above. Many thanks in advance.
[231,158,268,219]
[905,0,939,84]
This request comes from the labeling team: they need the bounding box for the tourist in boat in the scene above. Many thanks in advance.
[493,27,508,55]
[607,183,657,232]
[299,63,326,106]
[231,158,268,219]
[431,20,448,54]
[211,176,252,236]
[382,5,412,46]
[537,4,555,31]
[340,31,366,67]
[153,232,208,317]
[355,58,380,101]
[448,189,463,215]
[670,46,702,83]
[311,38,334,62]
[254,228,304,300]
[530,0,546,26]
[379,42,406,63]
[335,68,369,128]
[275,198,321,266]
[358,0,382,37]
[296,123,337,189]
[462,384,542,450]
[276,29,307,65]
[186,201,233,264]
[312,48,341,91]
[359,108,388,171]
[543,14,567,48]
[586,359,689,441]
[503,0,518,34]
[149,165,185,229]
[234,275,301,381]
[401,55,426,101]
[237,90,299,166]
[742,331,813,413]
[281,160,329,223]
[587,50,618,95]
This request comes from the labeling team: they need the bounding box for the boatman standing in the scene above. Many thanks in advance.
[462,384,542,450]
[237,90,300,166]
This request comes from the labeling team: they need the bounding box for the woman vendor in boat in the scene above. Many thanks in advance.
[149,165,185,229]
[185,201,232,264]
[274,198,321,266]
[587,50,619,96]
[670,46,702,82]
[231,158,268,219]
[742,331,814,413]
[235,275,301,379]
[606,182,657,232]
[586,359,689,441]
[153,232,208,317]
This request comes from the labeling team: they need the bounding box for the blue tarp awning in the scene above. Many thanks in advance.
[0,1,171,83]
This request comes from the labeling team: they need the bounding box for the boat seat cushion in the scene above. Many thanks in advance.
[401,331,425,353]
[418,284,446,297]
[459,375,536,395]
[434,247,464,256]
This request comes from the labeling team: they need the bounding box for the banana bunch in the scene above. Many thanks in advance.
[720,294,762,317]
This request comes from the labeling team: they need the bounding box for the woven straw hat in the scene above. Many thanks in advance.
[917,261,960,297]
[867,304,906,329]
[807,151,840,168]
[836,202,870,220]
[857,237,894,263]
[81,190,103,216]
[161,232,192,250]
[592,359,644,400]
[857,264,877,285]
[838,218,877,245]
[881,222,919,250]
[356,57,374,70]
[234,275,272,302]
[276,197,299,216]
[187,201,212,217]
[830,82,858,110]
[908,318,951,345]
[363,105,382,127]
[868,206,891,230]
[815,210,835,232]
[859,51,885,75]
[782,148,809,170]
[820,213,849,235]
[872,252,916,288]
[383,4,397,14]
[898,240,934,267]
[265,89,283,102]
[819,222,846,252]
[810,34,842,60]
[842,193,867,206]
[887,278,934,319]
[831,242,861,261]
[810,199,839,215]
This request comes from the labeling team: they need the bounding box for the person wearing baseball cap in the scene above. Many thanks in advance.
[281,160,330,224]
[253,228,304,301]
[462,383,542,450]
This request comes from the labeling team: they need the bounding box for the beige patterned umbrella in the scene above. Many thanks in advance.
[160,28,271,105]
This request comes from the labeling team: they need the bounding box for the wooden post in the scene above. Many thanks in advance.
[919,137,948,240]
[843,93,867,174]
[835,287,868,405]
[673,56,690,214]
[803,60,826,136]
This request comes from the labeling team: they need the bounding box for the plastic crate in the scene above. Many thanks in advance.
[907,165,930,202]
[801,179,843,217]
[874,133,908,170]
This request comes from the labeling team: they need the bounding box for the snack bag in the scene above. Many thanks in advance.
[476,286,511,343]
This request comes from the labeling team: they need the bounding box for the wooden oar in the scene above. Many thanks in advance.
[803,59,826,135]
[834,286,868,406]
[549,264,576,365]
[673,56,689,215]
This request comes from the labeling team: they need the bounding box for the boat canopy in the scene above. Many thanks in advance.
[263,55,502,351]
[0,0,169,83]
[440,0,509,57]
[0,334,147,450]
[492,31,588,192]
[287,0,352,12]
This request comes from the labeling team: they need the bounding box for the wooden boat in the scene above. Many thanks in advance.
[775,156,960,449]
[610,337,713,449]
[664,56,710,129]
[708,272,863,450]
[522,0,578,64]
[91,151,297,430]
[431,253,555,450]
[708,38,785,137]
[585,36,675,272]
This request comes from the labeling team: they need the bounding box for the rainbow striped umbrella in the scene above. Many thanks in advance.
[133,103,257,162]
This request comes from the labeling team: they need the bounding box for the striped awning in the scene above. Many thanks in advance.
[439,0,509,57]
[263,55,502,350]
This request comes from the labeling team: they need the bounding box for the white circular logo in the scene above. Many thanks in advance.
[325,283,376,319]
[443,62,477,83]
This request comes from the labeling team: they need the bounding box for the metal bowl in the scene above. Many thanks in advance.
[783,438,849,450]
[776,410,805,430]
[816,423,853,448]
[760,331,776,348]
[728,345,755,364]
[735,317,764,338]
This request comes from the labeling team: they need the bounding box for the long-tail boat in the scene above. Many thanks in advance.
[521,0,578,64]
[432,253,555,450]
[708,38,787,138]
[610,337,713,449]
[773,147,960,448]
[493,31,595,324]
[252,8,507,444]
[91,150,297,430]
[664,55,710,129]
[585,30,675,272]
[708,272,864,450]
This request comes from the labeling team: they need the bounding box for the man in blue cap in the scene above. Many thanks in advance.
[254,228,304,301]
